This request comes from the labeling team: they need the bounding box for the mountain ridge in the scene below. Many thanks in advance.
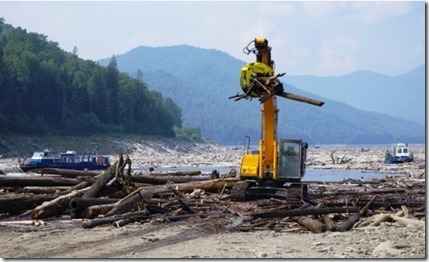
[98,45,424,144]
[286,64,425,124]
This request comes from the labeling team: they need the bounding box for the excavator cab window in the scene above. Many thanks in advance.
[278,139,307,182]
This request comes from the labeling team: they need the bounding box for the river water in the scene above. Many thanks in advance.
[138,166,404,182]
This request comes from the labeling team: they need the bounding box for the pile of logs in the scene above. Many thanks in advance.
[0,154,425,233]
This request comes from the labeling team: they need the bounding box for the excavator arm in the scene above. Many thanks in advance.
[229,38,324,201]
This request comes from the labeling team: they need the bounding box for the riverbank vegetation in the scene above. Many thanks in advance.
[0,19,188,139]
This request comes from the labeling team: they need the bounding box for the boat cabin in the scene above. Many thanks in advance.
[385,143,414,164]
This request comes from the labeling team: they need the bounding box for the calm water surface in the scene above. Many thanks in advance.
[140,166,403,182]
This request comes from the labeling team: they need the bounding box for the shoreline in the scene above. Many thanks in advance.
[0,141,425,259]
[1,142,424,175]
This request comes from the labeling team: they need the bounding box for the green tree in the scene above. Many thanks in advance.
[0,20,183,137]
[106,55,119,124]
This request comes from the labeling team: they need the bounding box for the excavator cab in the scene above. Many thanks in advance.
[277,139,308,182]
[239,138,307,183]
[233,138,309,201]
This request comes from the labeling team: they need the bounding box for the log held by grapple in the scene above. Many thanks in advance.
[278,92,325,107]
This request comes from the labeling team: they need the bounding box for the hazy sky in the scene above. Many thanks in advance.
[1,1,425,76]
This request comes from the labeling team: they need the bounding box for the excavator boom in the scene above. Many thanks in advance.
[229,38,324,201]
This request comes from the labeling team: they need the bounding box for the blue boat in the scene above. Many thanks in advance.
[384,143,414,164]
[20,149,110,172]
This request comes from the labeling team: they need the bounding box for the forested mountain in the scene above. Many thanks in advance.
[0,20,181,137]
[286,65,425,124]
[99,45,425,145]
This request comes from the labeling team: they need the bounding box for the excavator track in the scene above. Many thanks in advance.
[286,183,308,204]
[231,181,308,202]
[230,181,252,201]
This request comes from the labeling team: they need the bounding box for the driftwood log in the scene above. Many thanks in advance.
[130,175,210,185]
[361,213,425,228]
[23,186,70,194]
[85,203,117,219]
[69,197,119,212]
[0,194,56,214]
[82,164,118,198]
[81,153,135,198]
[296,216,326,233]
[368,214,391,227]
[389,215,425,228]
[336,213,361,232]
[0,176,80,187]
[82,210,153,229]
[322,215,336,231]
[136,171,202,177]
[33,168,101,178]
[335,194,378,232]
[69,197,120,218]
[105,178,239,217]
[84,198,167,219]
[252,206,360,219]
[31,187,90,219]
[0,148,424,234]
[61,181,94,195]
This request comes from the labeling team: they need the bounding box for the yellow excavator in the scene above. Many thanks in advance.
[229,38,324,201]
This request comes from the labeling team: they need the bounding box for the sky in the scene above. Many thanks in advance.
[0,1,425,76]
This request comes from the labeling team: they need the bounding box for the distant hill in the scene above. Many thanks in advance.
[98,45,425,145]
[286,65,425,124]
[0,21,181,138]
